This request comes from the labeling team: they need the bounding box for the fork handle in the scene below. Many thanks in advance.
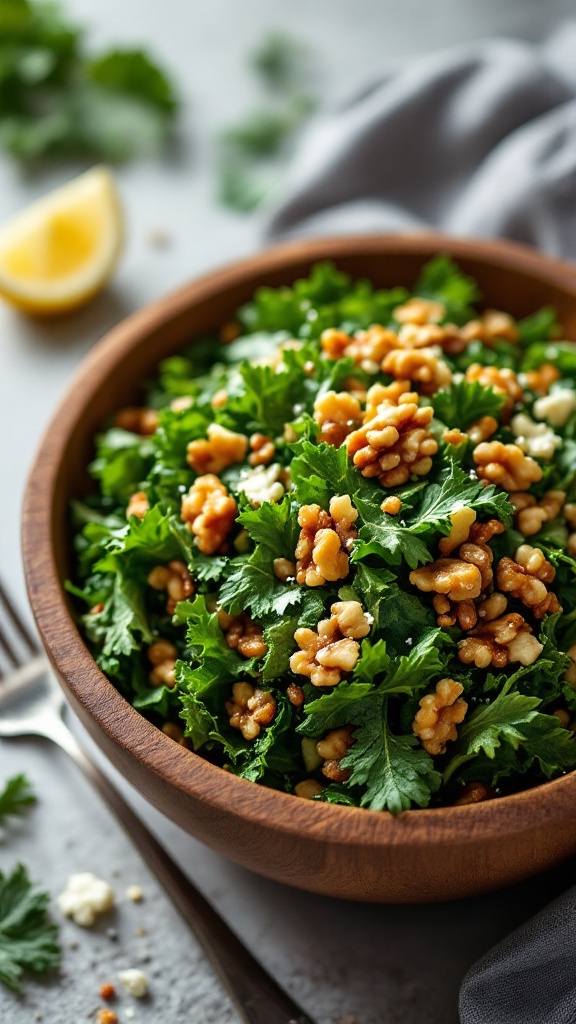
[49,716,314,1024]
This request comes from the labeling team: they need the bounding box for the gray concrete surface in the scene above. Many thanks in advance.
[1,2,576,1022]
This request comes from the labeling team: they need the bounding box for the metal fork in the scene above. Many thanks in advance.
[0,579,315,1024]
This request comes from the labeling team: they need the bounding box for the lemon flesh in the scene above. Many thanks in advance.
[0,166,123,315]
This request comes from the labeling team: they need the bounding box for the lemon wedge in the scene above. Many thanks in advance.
[0,166,124,316]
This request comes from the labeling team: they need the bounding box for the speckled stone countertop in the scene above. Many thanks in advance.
[1,2,576,1022]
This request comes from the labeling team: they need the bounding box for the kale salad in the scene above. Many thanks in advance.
[68,257,576,814]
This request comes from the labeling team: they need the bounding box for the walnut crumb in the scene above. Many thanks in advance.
[347,397,438,488]
[226,682,276,740]
[295,495,358,586]
[181,474,237,554]
[413,679,467,755]
[290,601,370,687]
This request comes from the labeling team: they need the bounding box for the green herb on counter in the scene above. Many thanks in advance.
[0,863,60,993]
[0,0,179,163]
[0,774,36,827]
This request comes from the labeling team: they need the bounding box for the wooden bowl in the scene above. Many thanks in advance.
[22,234,576,903]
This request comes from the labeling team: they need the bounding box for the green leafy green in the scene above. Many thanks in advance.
[237,497,299,559]
[250,32,312,92]
[0,863,60,993]
[0,775,36,827]
[414,254,480,323]
[517,307,560,347]
[353,496,432,569]
[443,689,541,782]
[0,0,178,163]
[262,618,298,681]
[218,545,302,621]
[431,380,506,429]
[342,702,441,814]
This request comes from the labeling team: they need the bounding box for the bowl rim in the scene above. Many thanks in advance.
[22,231,576,847]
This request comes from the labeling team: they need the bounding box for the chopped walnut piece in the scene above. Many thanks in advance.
[454,782,495,806]
[181,474,237,554]
[525,363,561,394]
[565,504,576,529]
[295,496,358,586]
[317,726,355,781]
[289,601,370,687]
[465,363,522,418]
[147,560,194,614]
[439,507,477,556]
[273,557,296,582]
[477,591,508,622]
[460,310,519,346]
[170,395,194,414]
[397,323,448,349]
[162,722,189,746]
[433,594,478,630]
[226,682,276,740]
[511,489,566,537]
[346,398,438,488]
[295,779,325,799]
[313,390,362,446]
[147,640,177,687]
[363,380,415,420]
[458,612,542,669]
[211,388,228,410]
[473,441,542,492]
[287,683,305,707]
[393,296,445,325]
[481,309,519,343]
[186,423,248,474]
[248,433,275,466]
[468,415,499,444]
[126,491,149,520]
[413,679,467,756]
[321,324,399,373]
[418,518,504,629]
[217,609,268,658]
[382,347,452,395]
[115,406,159,436]
[497,546,561,619]
[409,558,483,602]
[443,428,468,446]
[97,1011,118,1024]
[381,496,402,515]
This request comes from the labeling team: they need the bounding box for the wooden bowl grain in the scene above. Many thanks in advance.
[22,233,576,903]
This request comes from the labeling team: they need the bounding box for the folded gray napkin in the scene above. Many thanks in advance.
[264,23,576,1024]
[459,885,576,1024]
[266,24,576,258]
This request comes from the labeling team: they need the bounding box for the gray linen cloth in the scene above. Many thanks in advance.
[264,23,576,1024]
[266,24,576,258]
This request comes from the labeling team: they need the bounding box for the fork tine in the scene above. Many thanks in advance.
[0,620,20,671]
[0,578,40,656]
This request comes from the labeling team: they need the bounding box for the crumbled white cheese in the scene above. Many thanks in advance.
[125,884,144,902]
[118,968,149,998]
[533,387,576,427]
[510,413,562,461]
[237,463,285,507]
[125,1010,135,1021]
[57,873,115,927]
